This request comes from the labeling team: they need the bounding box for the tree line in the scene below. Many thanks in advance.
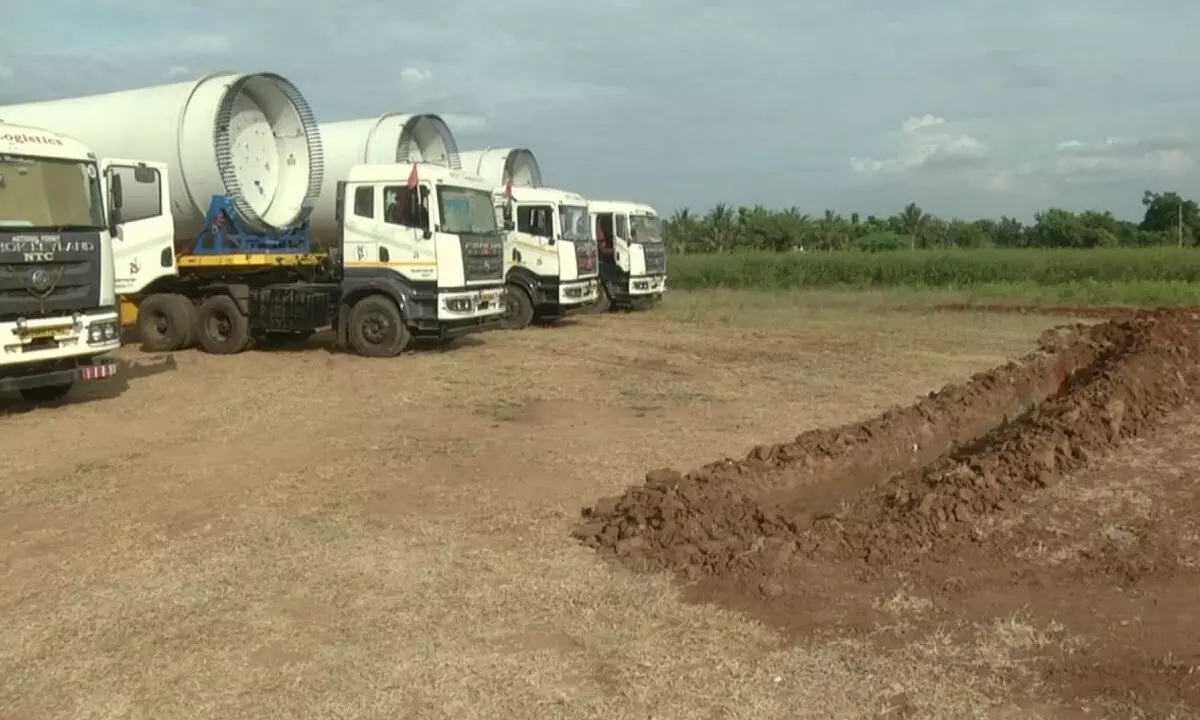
[662,190,1200,254]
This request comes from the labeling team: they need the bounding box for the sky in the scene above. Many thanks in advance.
[1,0,1198,222]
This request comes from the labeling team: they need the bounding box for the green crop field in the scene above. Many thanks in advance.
[664,248,1200,306]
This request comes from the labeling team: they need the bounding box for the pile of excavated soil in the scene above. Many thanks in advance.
[831,308,1200,565]
[929,303,1146,318]
[573,309,1200,578]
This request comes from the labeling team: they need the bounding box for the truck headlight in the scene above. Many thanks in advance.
[88,320,119,344]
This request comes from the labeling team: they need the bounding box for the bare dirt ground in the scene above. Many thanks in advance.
[2,293,1195,719]
[579,304,1200,718]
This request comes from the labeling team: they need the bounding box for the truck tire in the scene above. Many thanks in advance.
[348,295,410,357]
[196,294,251,355]
[501,284,535,330]
[19,382,73,404]
[137,293,196,352]
[169,295,199,348]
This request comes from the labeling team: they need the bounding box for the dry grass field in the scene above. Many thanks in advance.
[1,290,1197,719]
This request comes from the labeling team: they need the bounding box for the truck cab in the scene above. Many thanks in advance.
[588,200,667,311]
[338,163,507,341]
[0,122,144,403]
[496,186,599,328]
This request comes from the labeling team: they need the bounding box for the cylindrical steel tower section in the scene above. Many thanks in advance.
[311,113,461,239]
[0,71,324,239]
[459,147,543,189]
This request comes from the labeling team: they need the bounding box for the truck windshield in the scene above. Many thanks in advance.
[629,214,662,243]
[437,185,499,235]
[558,204,590,241]
[0,154,104,230]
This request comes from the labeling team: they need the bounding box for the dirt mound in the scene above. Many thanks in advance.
[830,309,1200,566]
[573,309,1200,578]
[930,303,1144,318]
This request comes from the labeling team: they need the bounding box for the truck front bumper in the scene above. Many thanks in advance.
[532,277,599,318]
[0,353,119,393]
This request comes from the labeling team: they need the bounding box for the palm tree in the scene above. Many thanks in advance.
[704,203,737,253]
[666,207,698,253]
[899,202,925,250]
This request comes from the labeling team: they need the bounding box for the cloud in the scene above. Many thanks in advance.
[976,161,1052,198]
[1,0,1199,221]
[1054,136,1193,181]
[849,114,989,176]
[439,114,487,133]
[399,67,431,86]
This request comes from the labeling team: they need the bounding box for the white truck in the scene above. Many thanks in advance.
[588,200,667,311]
[0,122,132,402]
[333,161,507,348]
[117,160,507,357]
[460,147,598,328]
[495,186,599,327]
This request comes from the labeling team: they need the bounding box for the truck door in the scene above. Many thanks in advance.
[102,159,175,296]
[341,182,381,267]
[593,212,615,260]
[380,183,435,281]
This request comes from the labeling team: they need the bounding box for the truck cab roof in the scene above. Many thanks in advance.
[506,186,587,205]
[589,200,658,217]
[346,162,492,191]
[0,121,94,162]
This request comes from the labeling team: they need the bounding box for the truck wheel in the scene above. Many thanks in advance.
[137,293,196,352]
[501,284,535,329]
[196,294,251,355]
[348,295,410,357]
[19,382,73,404]
[169,295,198,348]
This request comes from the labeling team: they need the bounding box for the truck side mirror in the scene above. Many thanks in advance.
[110,173,123,211]
[334,181,346,223]
[108,173,123,235]
[410,186,431,232]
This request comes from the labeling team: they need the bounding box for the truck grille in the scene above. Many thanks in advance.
[574,239,598,276]
[460,234,505,283]
[0,232,103,320]
[643,243,666,274]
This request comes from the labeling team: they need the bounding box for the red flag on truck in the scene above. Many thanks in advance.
[503,174,512,199]
[407,163,419,188]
